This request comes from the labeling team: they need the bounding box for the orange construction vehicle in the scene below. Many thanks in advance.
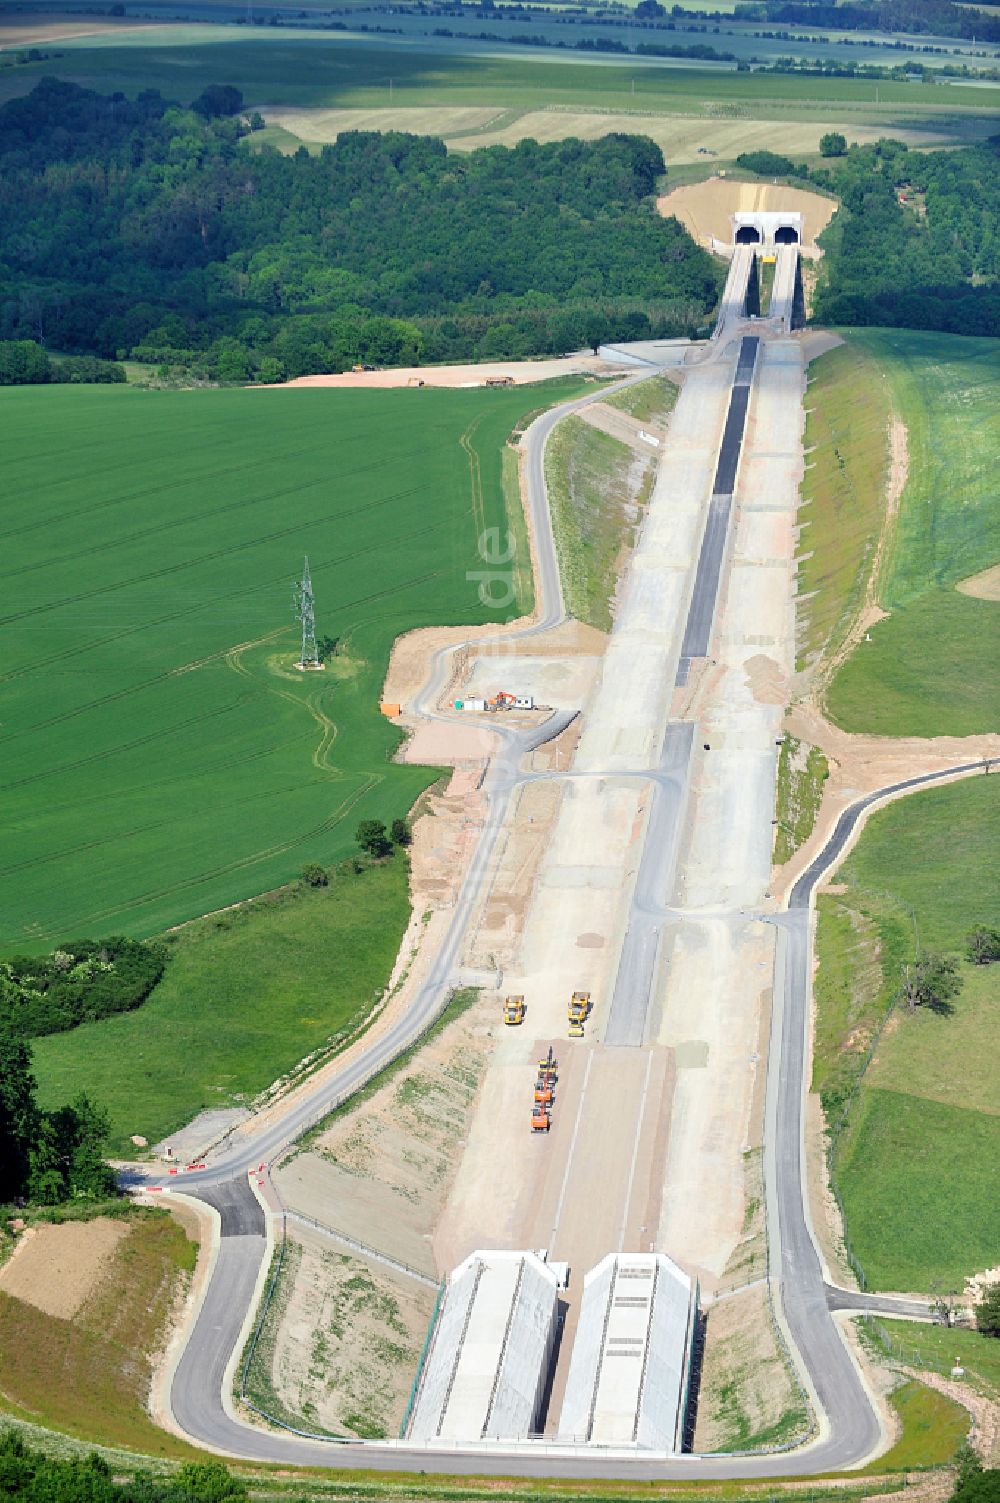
[486,691,517,712]
[533,1081,554,1106]
[531,1107,551,1133]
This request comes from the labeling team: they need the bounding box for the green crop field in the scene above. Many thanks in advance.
[2,28,999,132]
[824,329,1000,737]
[814,773,1000,1292]
[1,380,585,952]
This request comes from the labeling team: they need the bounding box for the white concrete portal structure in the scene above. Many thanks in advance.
[732,209,803,247]
[559,1253,697,1451]
[407,1250,559,1443]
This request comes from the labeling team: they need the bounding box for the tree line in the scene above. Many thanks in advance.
[1,936,167,1040]
[744,0,1000,44]
[0,341,125,385]
[0,78,721,383]
[0,1431,250,1503]
[0,1028,115,1206]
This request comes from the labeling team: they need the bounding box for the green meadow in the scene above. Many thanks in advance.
[814,774,1000,1291]
[1,380,582,952]
[32,855,411,1152]
[823,329,1000,737]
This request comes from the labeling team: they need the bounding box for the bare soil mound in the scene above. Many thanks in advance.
[658,177,836,252]
[0,1218,130,1320]
[957,563,1000,602]
[267,356,619,390]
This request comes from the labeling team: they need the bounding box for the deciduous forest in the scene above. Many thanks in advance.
[0,79,720,380]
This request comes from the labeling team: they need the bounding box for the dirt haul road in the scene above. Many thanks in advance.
[435,327,797,1384]
[136,274,978,1476]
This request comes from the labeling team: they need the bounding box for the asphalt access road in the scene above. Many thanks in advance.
[125,378,628,1200]
[789,763,986,909]
[825,1286,932,1321]
[149,298,985,1476]
[159,757,985,1478]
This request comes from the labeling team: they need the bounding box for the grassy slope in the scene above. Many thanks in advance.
[546,418,642,631]
[0,1211,200,1456]
[824,330,1000,736]
[796,339,892,672]
[1,380,581,951]
[601,374,679,426]
[836,1088,1000,1292]
[546,378,675,630]
[774,733,828,863]
[814,774,1000,1291]
[873,1381,968,1471]
[876,1319,1000,1403]
[33,855,410,1153]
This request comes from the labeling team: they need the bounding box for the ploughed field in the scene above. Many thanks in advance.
[1,381,571,951]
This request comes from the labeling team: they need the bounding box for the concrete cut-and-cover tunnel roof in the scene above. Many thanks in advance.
[559,1252,698,1451]
[406,1249,559,1444]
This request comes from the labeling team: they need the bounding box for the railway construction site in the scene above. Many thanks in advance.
[134,216,960,1478]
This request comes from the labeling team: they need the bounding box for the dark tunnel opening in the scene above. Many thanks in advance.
[735,225,761,244]
[774,225,799,244]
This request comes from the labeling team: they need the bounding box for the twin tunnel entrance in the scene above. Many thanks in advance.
[735,224,799,245]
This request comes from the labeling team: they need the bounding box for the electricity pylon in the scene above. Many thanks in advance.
[293,556,320,670]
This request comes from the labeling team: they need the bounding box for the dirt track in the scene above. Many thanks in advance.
[269,356,622,390]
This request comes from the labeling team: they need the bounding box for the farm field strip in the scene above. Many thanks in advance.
[2,32,999,139]
[1,381,585,950]
[267,106,971,157]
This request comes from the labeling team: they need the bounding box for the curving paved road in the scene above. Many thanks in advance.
[161,754,984,1476]
[145,331,985,1477]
